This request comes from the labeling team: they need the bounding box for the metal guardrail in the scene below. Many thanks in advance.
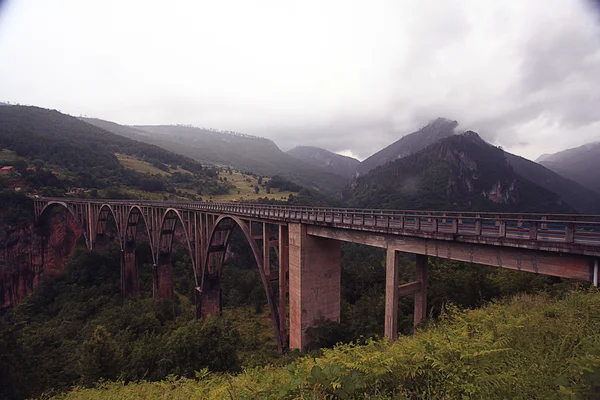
[37,198,600,246]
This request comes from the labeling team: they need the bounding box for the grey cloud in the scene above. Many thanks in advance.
[0,0,600,162]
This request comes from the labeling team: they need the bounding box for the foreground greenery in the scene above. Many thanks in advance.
[53,291,600,399]
[0,223,589,399]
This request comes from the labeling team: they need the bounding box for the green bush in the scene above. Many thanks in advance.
[55,291,600,400]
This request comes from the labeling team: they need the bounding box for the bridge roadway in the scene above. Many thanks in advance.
[33,197,600,351]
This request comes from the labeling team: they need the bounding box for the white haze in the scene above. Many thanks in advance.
[0,0,599,160]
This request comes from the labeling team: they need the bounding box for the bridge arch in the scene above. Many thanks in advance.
[154,208,198,300]
[124,206,156,262]
[120,206,157,296]
[38,201,91,250]
[93,204,123,249]
[201,215,283,353]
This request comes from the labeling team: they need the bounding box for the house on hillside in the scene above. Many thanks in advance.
[0,166,15,175]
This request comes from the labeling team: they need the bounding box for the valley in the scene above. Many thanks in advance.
[1,104,600,400]
[3,2,600,397]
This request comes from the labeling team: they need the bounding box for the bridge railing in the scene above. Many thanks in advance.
[37,198,600,246]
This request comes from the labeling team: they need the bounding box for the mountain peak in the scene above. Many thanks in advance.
[428,117,459,129]
[357,117,458,175]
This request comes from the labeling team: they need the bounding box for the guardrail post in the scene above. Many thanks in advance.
[529,221,538,240]
[499,220,506,238]
[452,217,458,234]
[565,223,575,243]
[475,216,482,236]
[415,216,421,231]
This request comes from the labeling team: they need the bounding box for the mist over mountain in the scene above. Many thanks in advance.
[356,118,458,176]
[286,146,359,179]
[504,151,600,213]
[346,131,573,213]
[82,119,347,195]
[538,142,600,195]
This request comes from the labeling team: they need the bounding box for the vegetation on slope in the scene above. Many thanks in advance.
[505,151,600,213]
[287,146,360,179]
[0,214,576,399]
[0,106,229,196]
[54,291,600,399]
[540,141,600,195]
[82,118,349,195]
[356,117,458,176]
[347,132,573,213]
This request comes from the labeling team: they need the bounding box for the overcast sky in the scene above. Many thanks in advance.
[1,0,599,161]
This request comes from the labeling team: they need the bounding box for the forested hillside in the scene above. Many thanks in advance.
[0,106,229,197]
[53,291,600,399]
[287,145,359,178]
[356,118,458,176]
[346,131,573,213]
[505,151,600,213]
[539,141,600,194]
[82,118,349,195]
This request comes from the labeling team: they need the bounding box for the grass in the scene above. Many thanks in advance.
[0,149,22,163]
[115,153,191,176]
[208,171,295,202]
[114,158,297,203]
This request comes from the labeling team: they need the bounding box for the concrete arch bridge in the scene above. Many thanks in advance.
[33,198,600,351]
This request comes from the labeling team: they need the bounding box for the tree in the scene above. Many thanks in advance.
[254,186,259,194]
[77,325,124,386]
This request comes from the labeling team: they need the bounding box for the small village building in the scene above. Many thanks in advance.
[0,166,15,175]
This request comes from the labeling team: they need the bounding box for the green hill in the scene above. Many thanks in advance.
[346,131,574,213]
[356,118,458,176]
[0,106,228,196]
[82,118,348,195]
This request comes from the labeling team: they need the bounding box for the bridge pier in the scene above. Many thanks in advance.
[121,243,140,297]
[385,250,428,340]
[155,253,174,299]
[288,223,341,350]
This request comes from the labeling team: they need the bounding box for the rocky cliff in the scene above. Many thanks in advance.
[0,211,83,309]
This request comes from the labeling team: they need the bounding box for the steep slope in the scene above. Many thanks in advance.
[286,146,359,178]
[0,106,220,191]
[356,118,458,175]
[538,142,600,194]
[505,152,600,213]
[346,131,572,213]
[84,119,347,194]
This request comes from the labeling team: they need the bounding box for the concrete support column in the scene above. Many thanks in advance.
[121,246,139,296]
[414,254,428,327]
[200,274,221,317]
[384,251,428,340]
[278,224,289,348]
[288,223,341,350]
[384,248,400,340]
[154,253,173,300]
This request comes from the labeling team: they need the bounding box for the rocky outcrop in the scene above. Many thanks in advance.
[0,211,83,309]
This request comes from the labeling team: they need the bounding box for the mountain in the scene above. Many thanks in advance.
[286,146,359,178]
[346,131,573,213]
[356,118,458,176]
[83,119,348,195]
[0,106,224,193]
[504,152,600,213]
[538,142,600,194]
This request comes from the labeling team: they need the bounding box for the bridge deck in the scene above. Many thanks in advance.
[37,198,600,257]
